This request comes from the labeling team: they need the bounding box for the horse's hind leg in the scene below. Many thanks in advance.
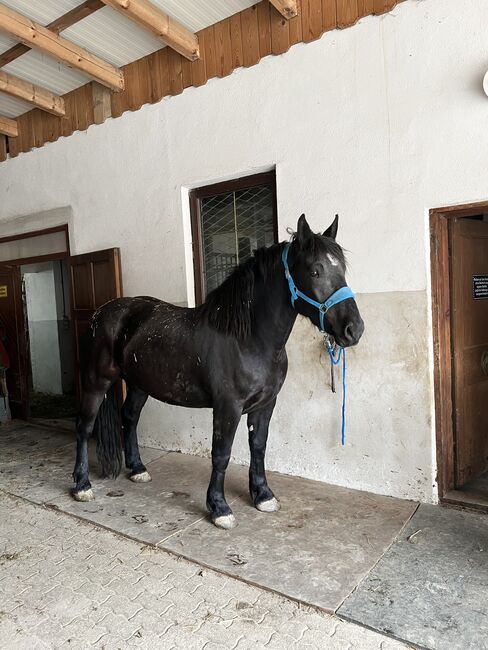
[247,399,280,513]
[121,385,151,482]
[72,385,110,501]
[207,402,241,529]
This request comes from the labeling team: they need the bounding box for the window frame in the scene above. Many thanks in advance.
[189,171,278,306]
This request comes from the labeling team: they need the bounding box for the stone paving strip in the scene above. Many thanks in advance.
[0,490,411,649]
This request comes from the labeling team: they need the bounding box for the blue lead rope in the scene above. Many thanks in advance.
[325,340,346,447]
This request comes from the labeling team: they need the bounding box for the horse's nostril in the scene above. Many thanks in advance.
[345,323,355,341]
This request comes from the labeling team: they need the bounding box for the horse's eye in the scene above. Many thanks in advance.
[310,270,319,278]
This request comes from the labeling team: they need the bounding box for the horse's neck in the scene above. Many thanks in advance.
[252,268,297,353]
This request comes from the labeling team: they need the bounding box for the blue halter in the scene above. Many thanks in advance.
[281,243,355,332]
[281,242,355,447]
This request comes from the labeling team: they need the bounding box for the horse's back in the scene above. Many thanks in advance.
[84,296,179,368]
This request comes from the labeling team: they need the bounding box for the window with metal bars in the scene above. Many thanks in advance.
[189,171,278,305]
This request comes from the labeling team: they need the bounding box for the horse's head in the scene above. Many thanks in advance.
[287,214,364,347]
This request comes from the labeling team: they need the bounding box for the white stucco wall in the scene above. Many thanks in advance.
[1,0,487,501]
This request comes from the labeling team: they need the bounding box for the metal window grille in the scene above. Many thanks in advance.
[192,174,277,301]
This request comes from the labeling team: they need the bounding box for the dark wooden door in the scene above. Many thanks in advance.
[450,218,488,486]
[0,265,28,418]
[69,248,123,397]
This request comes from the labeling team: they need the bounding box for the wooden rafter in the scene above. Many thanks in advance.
[0,70,65,116]
[0,1,104,68]
[269,0,298,19]
[0,3,124,91]
[100,0,199,61]
[0,114,17,137]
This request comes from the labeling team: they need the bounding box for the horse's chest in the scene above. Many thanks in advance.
[239,355,287,411]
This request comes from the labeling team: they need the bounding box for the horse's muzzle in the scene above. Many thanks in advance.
[337,317,364,347]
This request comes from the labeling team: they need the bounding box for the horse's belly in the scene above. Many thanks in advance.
[150,383,212,408]
[123,356,212,408]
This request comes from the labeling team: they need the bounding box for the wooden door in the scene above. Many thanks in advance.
[0,265,28,418]
[69,248,123,397]
[450,218,488,486]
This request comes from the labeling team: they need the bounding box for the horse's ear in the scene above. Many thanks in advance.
[297,214,313,248]
[323,214,339,240]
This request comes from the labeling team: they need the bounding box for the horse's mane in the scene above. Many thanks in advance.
[197,232,345,340]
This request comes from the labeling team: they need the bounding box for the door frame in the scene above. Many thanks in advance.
[0,224,71,417]
[430,200,488,499]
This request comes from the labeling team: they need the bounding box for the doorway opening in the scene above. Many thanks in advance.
[0,224,123,429]
[430,202,488,511]
[21,260,76,425]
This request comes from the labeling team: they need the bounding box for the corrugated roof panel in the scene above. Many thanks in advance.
[63,6,163,67]
[0,0,259,118]
[150,0,257,32]
[3,49,89,95]
[0,91,31,118]
[0,32,17,54]
[0,0,81,26]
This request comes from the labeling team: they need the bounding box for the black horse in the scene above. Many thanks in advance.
[72,215,364,529]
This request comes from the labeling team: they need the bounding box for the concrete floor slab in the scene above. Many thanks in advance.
[338,504,488,650]
[48,451,244,546]
[160,469,418,611]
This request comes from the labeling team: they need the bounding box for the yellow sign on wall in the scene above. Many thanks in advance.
[0,285,7,298]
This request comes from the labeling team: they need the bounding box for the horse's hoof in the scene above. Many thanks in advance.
[256,497,280,512]
[129,471,152,483]
[72,488,94,502]
[213,513,237,530]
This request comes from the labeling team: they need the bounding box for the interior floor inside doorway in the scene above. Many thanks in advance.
[444,471,488,511]
[29,391,77,420]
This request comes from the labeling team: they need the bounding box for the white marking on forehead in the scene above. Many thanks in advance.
[327,254,339,266]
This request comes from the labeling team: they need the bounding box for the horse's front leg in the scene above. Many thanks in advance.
[207,403,241,529]
[247,398,280,513]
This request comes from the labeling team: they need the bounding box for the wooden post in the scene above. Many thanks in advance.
[0,134,7,162]
[92,82,112,124]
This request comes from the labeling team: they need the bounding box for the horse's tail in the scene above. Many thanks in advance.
[93,384,123,479]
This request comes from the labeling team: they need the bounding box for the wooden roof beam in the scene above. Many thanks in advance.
[0,114,17,137]
[0,0,104,68]
[100,0,199,61]
[0,69,65,116]
[269,0,298,19]
[0,3,124,91]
